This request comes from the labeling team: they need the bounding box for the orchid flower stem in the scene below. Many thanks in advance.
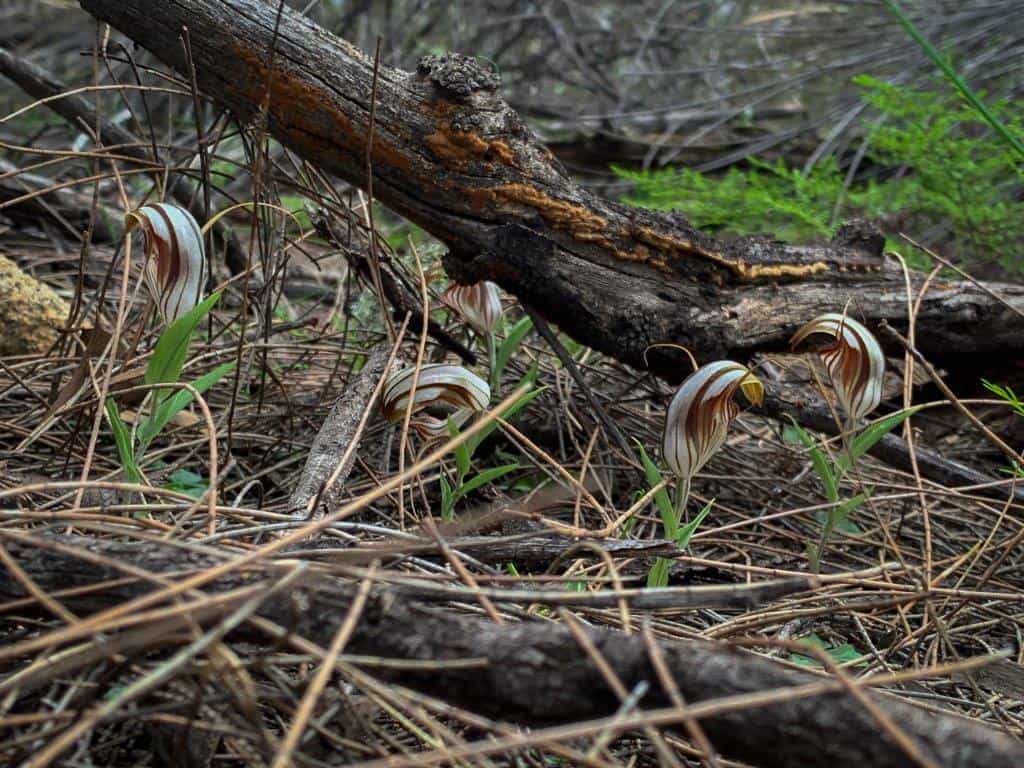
[486,331,498,391]
[813,419,857,574]
[673,476,691,532]
[647,476,692,588]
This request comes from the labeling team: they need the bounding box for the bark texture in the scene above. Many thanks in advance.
[287,344,391,518]
[1,533,1021,768]
[76,0,1024,380]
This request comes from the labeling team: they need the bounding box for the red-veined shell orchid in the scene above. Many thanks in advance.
[125,203,205,326]
[441,281,502,336]
[790,312,884,424]
[381,364,491,439]
[662,361,765,482]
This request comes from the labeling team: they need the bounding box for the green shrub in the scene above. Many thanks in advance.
[617,76,1024,272]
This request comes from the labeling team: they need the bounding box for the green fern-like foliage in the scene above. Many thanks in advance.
[618,76,1024,272]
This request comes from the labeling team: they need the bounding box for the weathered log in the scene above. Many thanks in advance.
[75,0,1024,377]
[0,533,1021,768]
[75,0,1023,501]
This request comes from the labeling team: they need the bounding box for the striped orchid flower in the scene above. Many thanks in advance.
[441,281,502,336]
[662,361,765,482]
[126,203,206,326]
[790,312,884,424]
[381,363,491,439]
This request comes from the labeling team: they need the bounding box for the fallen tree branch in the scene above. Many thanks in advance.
[73,1,1024,369]
[75,0,1023,498]
[0,532,1021,768]
[290,530,681,567]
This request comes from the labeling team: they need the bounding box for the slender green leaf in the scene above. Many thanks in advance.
[834,492,868,525]
[827,492,869,536]
[145,291,222,390]
[839,407,923,472]
[676,499,713,548]
[450,463,519,506]
[787,417,838,502]
[816,507,863,535]
[449,417,471,480]
[164,468,209,499]
[647,557,672,589]
[636,441,676,537]
[439,473,453,519]
[522,359,540,386]
[137,362,235,454]
[789,633,866,668]
[104,399,140,484]
[494,316,533,384]
[466,384,545,454]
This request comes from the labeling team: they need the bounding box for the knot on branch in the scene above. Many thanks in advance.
[417,52,501,102]
[831,218,886,258]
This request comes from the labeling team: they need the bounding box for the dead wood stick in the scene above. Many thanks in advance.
[288,531,679,566]
[1,532,1022,768]
[314,210,476,364]
[0,44,245,273]
[287,344,391,519]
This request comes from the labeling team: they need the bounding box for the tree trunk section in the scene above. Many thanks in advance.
[2,533,1022,768]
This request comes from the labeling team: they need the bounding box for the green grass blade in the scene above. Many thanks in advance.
[466,384,544,455]
[636,441,676,537]
[137,362,235,454]
[647,557,671,588]
[840,406,923,472]
[786,417,838,503]
[439,473,453,519]
[448,417,471,480]
[676,499,713,548]
[832,492,869,529]
[450,463,519,506]
[145,291,222,390]
[883,0,1024,161]
[104,398,140,484]
[493,316,533,384]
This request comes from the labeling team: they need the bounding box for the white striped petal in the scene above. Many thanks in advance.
[662,361,764,480]
[790,312,885,423]
[126,203,205,326]
[405,408,475,439]
[441,281,502,335]
[381,364,490,425]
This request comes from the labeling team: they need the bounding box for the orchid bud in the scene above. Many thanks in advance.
[381,364,490,437]
[441,281,502,335]
[662,361,764,481]
[126,203,205,325]
[790,312,884,423]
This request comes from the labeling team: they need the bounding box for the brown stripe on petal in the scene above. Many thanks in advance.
[153,204,182,290]
[678,363,745,478]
